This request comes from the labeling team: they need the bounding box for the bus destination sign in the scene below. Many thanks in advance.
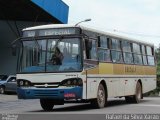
[39,28,79,36]
[23,28,80,37]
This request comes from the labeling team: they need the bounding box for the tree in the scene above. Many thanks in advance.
[155,45,160,79]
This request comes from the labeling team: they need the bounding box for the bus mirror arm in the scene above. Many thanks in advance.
[11,37,21,56]
[11,44,17,56]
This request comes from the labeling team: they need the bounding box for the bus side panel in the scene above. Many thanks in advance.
[125,78,137,96]
[142,66,157,93]
[81,75,87,99]
[107,78,124,97]
[86,77,99,99]
[106,79,114,97]
[142,77,157,94]
[86,77,125,99]
[86,76,126,99]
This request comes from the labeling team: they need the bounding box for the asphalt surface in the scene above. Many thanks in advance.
[0,94,160,120]
[0,94,160,114]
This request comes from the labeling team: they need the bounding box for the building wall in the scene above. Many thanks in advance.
[0,20,46,75]
[0,0,69,75]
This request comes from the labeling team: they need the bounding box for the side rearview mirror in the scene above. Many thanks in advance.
[11,37,21,56]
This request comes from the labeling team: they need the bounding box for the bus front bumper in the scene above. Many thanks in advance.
[17,87,82,100]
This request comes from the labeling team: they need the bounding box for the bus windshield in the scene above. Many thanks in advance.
[18,37,82,73]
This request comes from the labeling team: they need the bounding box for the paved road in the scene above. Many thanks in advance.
[0,94,160,114]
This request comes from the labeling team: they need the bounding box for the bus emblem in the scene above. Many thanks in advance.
[44,84,48,87]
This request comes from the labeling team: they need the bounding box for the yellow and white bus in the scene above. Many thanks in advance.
[16,24,156,110]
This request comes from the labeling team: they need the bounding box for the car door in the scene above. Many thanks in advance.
[5,77,17,92]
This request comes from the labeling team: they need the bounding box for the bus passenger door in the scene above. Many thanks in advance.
[84,38,99,99]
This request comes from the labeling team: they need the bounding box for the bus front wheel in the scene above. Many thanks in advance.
[91,83,107,108]
[40,99,54,111]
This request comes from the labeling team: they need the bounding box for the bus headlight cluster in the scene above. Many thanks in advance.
[60,78,83,87]
[17,80,32,87]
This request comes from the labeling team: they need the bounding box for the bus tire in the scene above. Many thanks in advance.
[132,82,142,103]
[125,96,133,103]
[40,99,54,111]
[91,83,107,108]
[125,82,142,104]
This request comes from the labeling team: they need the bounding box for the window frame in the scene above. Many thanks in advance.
[111,38,121,50]
[97,36,111,63]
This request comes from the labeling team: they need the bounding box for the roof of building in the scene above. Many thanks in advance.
[0,0,68,23]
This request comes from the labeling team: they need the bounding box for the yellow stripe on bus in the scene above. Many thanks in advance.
[83,63,156,75]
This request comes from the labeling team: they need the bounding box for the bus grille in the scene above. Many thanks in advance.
[33,83,60,88]
[34,90,59,97]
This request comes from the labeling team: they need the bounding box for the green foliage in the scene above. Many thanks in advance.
[156,47,160,77]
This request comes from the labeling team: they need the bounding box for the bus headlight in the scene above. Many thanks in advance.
[19,81,24,86]
[17,80,32,87]
[60,78,83,87]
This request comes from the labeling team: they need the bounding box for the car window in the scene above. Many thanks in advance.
[8,77,16,82]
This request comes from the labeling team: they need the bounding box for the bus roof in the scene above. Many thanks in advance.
[23,24,74,31]
[23,24,154,47]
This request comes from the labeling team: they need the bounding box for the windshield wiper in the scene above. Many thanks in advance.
[56,37,63,46]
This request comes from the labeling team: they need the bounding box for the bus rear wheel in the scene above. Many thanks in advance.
[40,99,54,111]
[91,83,107,108]
[133,82,142,103]
[125,82,142,103]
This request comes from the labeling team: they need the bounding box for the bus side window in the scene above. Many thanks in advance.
[133,43,143,65]
[85,39,97,60]
[85,39,92,59]
[98,36,111,62]
[111,38,123,63]
[90,40,97,60]
[122,41,133,64]
[146,46,152,56]
[146,46,155,66]
[141,45,148,65]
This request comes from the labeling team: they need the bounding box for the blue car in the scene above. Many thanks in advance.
[0,75,17,94]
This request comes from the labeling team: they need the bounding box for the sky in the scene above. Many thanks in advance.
[63,0,160,48]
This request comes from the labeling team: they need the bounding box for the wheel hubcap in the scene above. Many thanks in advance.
[137,87,141,100]
[98,87,105,105]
